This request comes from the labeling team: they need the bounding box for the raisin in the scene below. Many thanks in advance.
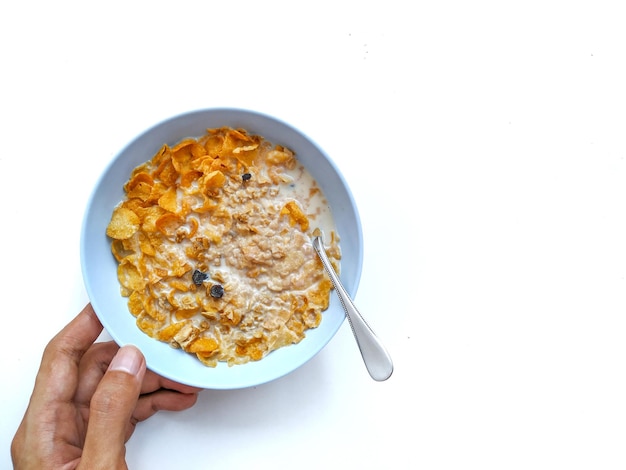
[242,173,252,182]
[210,284,224,299]
[192,269,209,286]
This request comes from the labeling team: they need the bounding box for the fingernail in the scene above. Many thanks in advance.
[109,345,143,375]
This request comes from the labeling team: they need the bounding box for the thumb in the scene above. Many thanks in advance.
[81,345,146,469]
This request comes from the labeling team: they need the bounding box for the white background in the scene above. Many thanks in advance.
[1,1,625,468]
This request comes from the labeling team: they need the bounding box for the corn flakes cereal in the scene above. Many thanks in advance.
[106,127,341,366]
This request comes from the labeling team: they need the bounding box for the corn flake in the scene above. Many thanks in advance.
[107,207,140,240]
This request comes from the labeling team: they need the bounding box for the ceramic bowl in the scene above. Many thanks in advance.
[81,108,362,389]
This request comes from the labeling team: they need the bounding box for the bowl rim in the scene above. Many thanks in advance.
[80,107,363,389]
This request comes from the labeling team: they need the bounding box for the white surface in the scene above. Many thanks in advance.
[1,1,625,468]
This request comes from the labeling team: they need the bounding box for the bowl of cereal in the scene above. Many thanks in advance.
[81,108,363,389]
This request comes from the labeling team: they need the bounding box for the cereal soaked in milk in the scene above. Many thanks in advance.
[106,127,341,366]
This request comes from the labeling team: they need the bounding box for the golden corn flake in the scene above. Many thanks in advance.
[125,172,154,201]
[281,200,310,231]
[106,207,140,240]
[157,186,178,213]
[106,127,341,367]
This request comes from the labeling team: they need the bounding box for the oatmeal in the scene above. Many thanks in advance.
[106,127,341,366]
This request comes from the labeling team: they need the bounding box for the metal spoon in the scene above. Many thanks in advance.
[312,235,393,381]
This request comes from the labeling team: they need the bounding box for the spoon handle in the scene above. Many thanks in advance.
[313,236,393,381]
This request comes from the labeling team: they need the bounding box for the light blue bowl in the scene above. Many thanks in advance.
[81,108,363,389]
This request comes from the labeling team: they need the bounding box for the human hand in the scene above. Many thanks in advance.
[11,303,202,470]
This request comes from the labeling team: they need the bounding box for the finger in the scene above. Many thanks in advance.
[76,342,201,404]
[48,303,103,362]
[11,305,103,468]
[131,389,200,425]
[140,369,204,395]
[74,341,120,407]
[32,304,103,405]
[81,345,146,466]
